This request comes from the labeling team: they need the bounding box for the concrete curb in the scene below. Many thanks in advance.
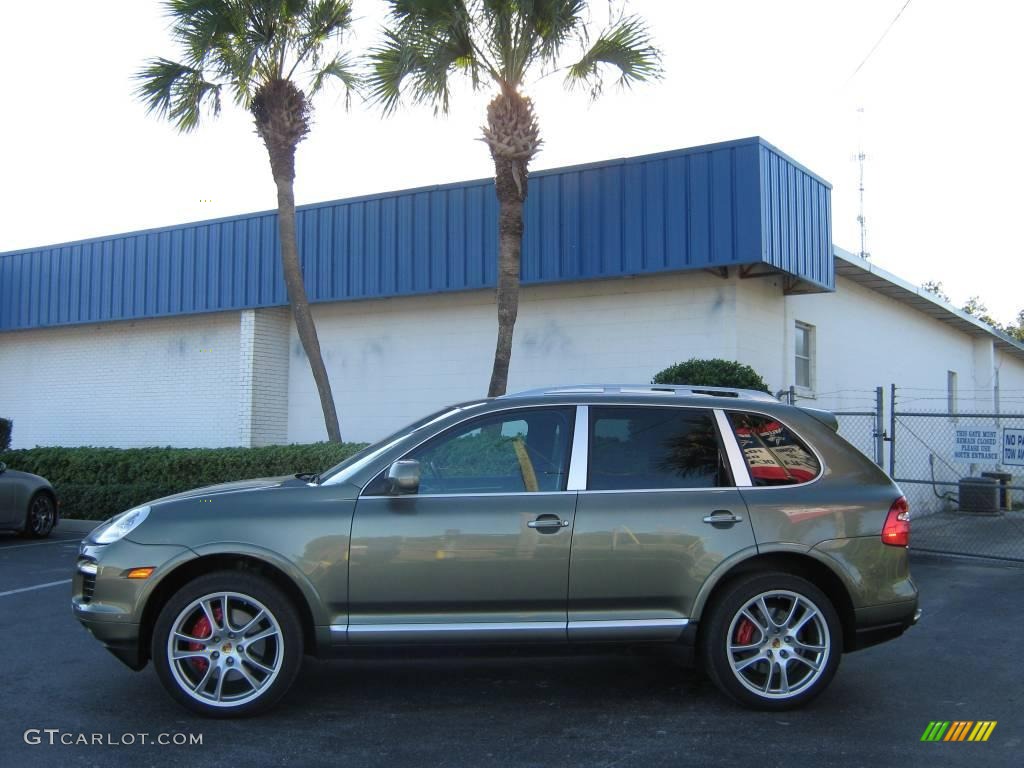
[59,518,101,535]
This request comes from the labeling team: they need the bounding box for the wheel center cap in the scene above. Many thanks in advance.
[222,642,233,653]
[771,638,782,649]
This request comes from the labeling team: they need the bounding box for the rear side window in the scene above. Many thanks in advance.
[589,407,729,490]
[727,412,821,486]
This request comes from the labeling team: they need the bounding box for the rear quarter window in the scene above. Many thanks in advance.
[727,412,821,486]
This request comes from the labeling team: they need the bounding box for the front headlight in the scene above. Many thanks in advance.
[90,506,151,545]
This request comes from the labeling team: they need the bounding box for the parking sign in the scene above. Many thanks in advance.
[1004,428,1024,466]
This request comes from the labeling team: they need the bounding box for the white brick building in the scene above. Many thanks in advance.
[2,138,1022,463]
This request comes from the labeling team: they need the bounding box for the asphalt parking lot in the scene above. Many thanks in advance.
[0,526,1021,768]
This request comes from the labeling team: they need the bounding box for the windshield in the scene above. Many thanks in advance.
[318,401,487,486]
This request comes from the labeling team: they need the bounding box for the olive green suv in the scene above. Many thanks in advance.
[72,385,919,717]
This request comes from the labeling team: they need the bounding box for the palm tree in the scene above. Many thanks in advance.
[368,1,660,396]
[136,0,361,443]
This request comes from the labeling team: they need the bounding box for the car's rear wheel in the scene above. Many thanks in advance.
[151,571,303,717]
[701,572,842,710]
[23,493,56,538]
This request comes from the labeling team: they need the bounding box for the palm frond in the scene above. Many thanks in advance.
[368,1,477,115]
[530,0,586,63]
[290,0,354,78]
[310,51,361,107]
[565,15,661,99]
[366,31,418,114]
[167,0,239,68]
[135,57,222,132]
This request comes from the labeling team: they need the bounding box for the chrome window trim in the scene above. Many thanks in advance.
[360,491,576,500]
[352,400,824,497]
[714,409,752,487]
[577,487,744,496]
[566,405,589,491]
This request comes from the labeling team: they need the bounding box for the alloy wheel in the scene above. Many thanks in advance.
[167,592,284,708]
[28,496,54,536]
[725,589,831,700]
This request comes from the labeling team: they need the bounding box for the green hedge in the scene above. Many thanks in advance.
[0,443,365,521]
[652,358,770,393]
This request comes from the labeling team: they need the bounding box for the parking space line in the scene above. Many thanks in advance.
[0,538,82,551]
[0,579,72,598]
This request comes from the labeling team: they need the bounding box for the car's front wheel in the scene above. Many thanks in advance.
[151,571,303,717]
[701,572,842,710]
[23,493,56,538]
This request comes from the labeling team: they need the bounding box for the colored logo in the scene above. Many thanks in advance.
[921,721,997,742]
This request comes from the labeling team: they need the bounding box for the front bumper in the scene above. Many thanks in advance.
[72,539,195,670]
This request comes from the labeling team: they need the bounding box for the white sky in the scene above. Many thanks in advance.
[2,0,1021,324]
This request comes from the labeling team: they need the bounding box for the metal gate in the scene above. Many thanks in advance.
[787,384,1024,561]
[889,404,1024,561]
[789,386,885,468]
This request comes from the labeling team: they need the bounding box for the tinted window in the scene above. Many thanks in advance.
[728,412,821,486]
[588,407,728,490]
[391,408,574,495]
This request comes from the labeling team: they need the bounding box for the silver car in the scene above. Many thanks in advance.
[0,461,59,538]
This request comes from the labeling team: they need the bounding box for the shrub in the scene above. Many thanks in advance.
[0,418,11,452]
[652,358,770,393]
[0,442,365,520]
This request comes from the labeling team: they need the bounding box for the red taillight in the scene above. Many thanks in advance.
[882,496,910,547]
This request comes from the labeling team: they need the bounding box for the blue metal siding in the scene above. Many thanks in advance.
[0,137,832,332]
[759,142,833,289]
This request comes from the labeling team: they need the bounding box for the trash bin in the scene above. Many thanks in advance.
[958,477,1000,515]
[981,471,1012,511]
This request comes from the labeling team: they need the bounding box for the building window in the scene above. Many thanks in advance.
[947,370,958,415]
[795,322,814,391]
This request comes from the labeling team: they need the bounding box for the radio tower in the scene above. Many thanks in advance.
[855,106,870,260]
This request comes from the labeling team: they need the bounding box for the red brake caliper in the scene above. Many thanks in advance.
[735,618,756,645]
[187,605,222,674]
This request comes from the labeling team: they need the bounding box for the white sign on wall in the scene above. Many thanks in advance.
[953,426,999,462]
[1004,428,1024,467]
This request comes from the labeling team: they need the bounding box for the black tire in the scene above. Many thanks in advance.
[22,492,56,538]
[700,571,842,710]
[151,571,304,718]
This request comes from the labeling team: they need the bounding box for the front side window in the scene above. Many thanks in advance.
[588,407,729,490]
[728,412,820,486]
[395,407,574,495]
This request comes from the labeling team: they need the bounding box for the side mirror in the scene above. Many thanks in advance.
[387,459,421,495]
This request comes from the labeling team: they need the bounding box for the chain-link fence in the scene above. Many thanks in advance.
[788,387,884,468]
[783,384,1024,561]
[890,401,1024,561]
[834,411,881,467]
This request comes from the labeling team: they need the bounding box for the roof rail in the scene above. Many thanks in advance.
[503,385,781,403]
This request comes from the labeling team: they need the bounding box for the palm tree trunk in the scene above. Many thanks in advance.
[487,157,525,397]
[273,169,342,443]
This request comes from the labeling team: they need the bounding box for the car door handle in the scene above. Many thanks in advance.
[703,510,744,525]
[528,516,570,530]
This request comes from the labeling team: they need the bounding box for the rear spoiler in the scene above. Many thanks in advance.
[798,407,839,432]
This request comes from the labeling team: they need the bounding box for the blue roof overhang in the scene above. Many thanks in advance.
[0,136,832,332]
